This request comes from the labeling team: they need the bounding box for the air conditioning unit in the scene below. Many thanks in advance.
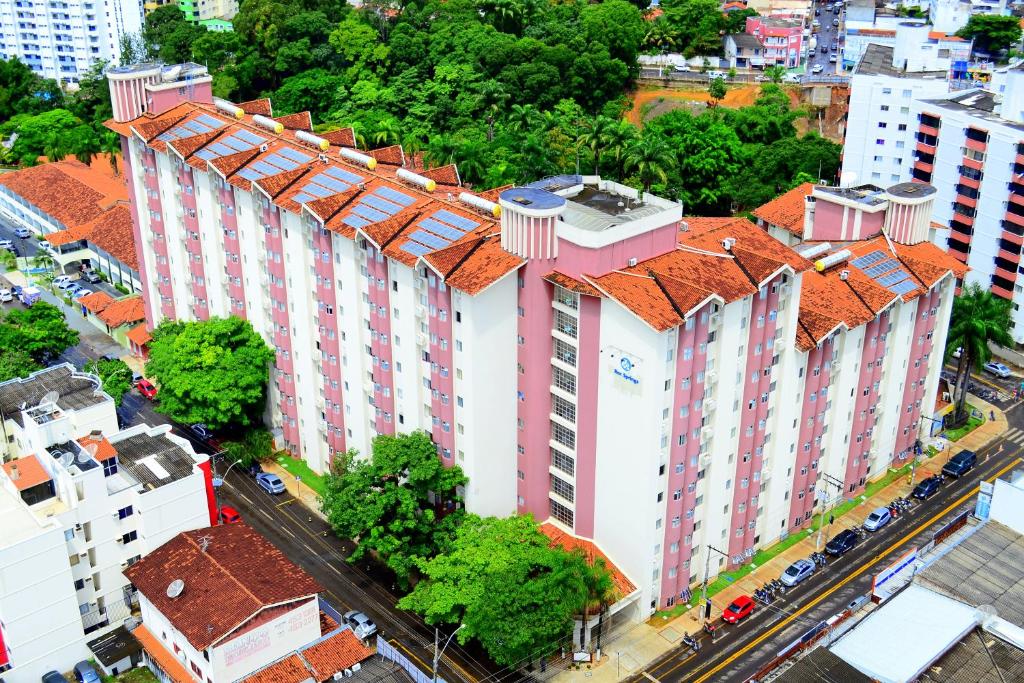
[830,361,840,373]
[627,257,638,267]
[351,664,361,673]
[701,425,714,441]
[319,154,329,163]
[704,399,716,413]
[333,673,345,681]
[417,333,428,347]
[416,305,427,318]
[705,370,717,385]
[709,313,721,329]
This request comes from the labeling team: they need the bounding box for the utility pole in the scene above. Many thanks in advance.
[815,473,844,549]
[432,624,464,683]
[699,545,729,628]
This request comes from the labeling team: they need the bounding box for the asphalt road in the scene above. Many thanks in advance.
[808,1,844,75]
[631,400,1024,683]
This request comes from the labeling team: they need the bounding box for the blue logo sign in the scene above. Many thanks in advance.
[620,357,633,372]
[612,354,640,385]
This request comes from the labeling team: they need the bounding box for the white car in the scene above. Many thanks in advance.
[73,288,92,299]
[812,64,824,74]
[673,64,692,72]
[13,227,32,238]
[707,70,727,80]
[53,275,72,287]
[0,240,12,250]
[0,288,12,303]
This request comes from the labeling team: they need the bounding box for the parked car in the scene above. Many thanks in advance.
[343,610,378,639]
[13,227,32,238]
[219,505,241,524]
[41,672,66,683]
[863,507,892,532]
[825,529,859,556]
[53,275,71,287]
[812,64,825,74]
[57,279,79,291]
[64,284,85,298]
[0,288,12,303]
[73,288,92,299]
[189,423,212,441]
[912,475,943,500]
[783,72,802,83]
[984,361,1011,378]
[942,449,977,479]
[0,239,12,249]
[673,64,692,72]
[81,269,101,283]
[832,17,840,25]
[73,660,101,683]
[722,595,756,623]
[707,70,727,80]
[780,559,815,587]
[256,472,285,495]
[137,379,158,399]
[829,54,838,63]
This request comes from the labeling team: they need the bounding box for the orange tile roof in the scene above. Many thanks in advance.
[237,98,272,116]
[124,524,321,651]
[420,164,461,187]
[242,655,311,683]
[930,31,965,42]
[301,630,374,680]
[78,433,117,462]
[2,454,51,491]
[274,112,313,131]
[540,523,637,598]
[321,127,356,147]
[44,222,94,246]
[127,323,152,347]
[132,625,193,683]
[751,182,814,235]
[425,234,524,296]
[590,271,685,332]
[0,159,129,231]
[543,271,603,298]
[80,204,138,270]
[80,290,115,314]
[369,144,405,166]
[97,296,146,328]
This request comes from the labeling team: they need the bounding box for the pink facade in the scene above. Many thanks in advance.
[572,295,602,537]
[554,224,679,279]
[843,313,888,493]
[142,148,176,322]
[366,245,397,437]
[894,290,941,459]
[426,274,455,458]
[659,303,712,605]
[121,138,156,328]
[221,185,247,318]
[728,277,783,564]
[178,164,210,320]
[789,340,833,530]
[314,222,346,457]
[149,83,212,116]
[746,16,804,68]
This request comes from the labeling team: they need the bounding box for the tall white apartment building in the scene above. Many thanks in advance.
[0,364,215,682]
[0,0,144,82]
[105,79,963,621]
[841,24,972,187]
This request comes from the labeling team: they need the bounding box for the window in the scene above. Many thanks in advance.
[551,422,576,449]
[552,394,576,422]
[550,475,574,502]
[553,338,577,366]
[102,458,118,477]
[554,309,577,338]
[551,448,575,476]
[550,498,574,527]
[552,366,576,394]
[117,505,133,519]
[121,531,138,544]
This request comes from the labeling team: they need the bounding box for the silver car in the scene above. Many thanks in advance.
[863,507,892,532]
[343,610,377,639]
[780,559,815,587]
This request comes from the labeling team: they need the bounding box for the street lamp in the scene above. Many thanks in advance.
[209,451,236,522]
[698,544,729,631]
[815,473,844,550]
[432,624,465,683]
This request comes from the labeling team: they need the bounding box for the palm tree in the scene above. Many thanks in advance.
[455,140,488,186]
[0,249,16,272]
[643,22,678,53]
[565,551,614,651]
[100,130,121,176]
[373,118,401,147]
[507,103,539,133]
[625,137,675,194]
[577,116,615,175]
[945,283,1013,425]
[424,134,458,168]
[600,121,638,178]
[402,134,425,169]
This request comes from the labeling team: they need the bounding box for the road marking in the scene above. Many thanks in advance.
[276,499,295,508]
[642,673,662,683]
[657,456,1024,683]
[238,493,254,507]
[280,526,295,539]
[259,508,273,521]
[390,638,437,678]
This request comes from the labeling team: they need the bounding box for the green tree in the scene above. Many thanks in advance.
[145,316,275,429]
[956,15,1023,56]
[661,0,726,57]
[400,515,611,666]
[0,57,63,121]
[7,109,88,165]
[0,302,79,363]
[578,116,615,175]
[764,65,786,83]
[0,349,41,383]
[708,76,727,106]
[581,0,645,68]
[945,283,1013,423]
[321,432,467,586]
[625,136,675,193]
[723,8,758,34]
[222,427,274,468]
[0,249,16,271]
[85,357,132,407]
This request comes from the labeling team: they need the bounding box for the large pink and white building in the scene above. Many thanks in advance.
[105,70,964,620]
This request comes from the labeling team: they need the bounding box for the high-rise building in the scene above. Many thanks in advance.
[105,78,963,619]
[0,0,145,82]
[0,364,215,682]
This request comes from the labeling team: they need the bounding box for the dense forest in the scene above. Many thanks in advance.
[0,0,840,214]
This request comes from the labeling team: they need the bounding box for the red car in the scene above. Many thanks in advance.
[137,379,157,399]
[219,506,241,525]
[722,595,755,624]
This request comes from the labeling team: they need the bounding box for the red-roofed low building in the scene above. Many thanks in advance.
[106,80,963,624]
[126,524,331,683]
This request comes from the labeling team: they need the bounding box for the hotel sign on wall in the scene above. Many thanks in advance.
[606,347,642,388]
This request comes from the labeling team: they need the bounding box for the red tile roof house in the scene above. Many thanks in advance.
[0,157,142,293]
[77,292,147,351]
[125,524,371,683]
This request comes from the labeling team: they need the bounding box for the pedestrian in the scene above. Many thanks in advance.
[991,410,996,421]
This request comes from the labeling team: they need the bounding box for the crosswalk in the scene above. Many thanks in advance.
[1004,427,1024,445]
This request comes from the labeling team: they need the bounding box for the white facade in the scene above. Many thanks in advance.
[0,0,145,82]
[0,367,212,682]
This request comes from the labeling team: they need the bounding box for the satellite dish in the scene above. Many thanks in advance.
[41,390,59,406]
[166,579,185,599]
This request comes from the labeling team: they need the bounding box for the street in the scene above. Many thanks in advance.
[807,0,843,75]
[630,400,1024,683]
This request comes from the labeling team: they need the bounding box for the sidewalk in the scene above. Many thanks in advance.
[553,393,1008,683]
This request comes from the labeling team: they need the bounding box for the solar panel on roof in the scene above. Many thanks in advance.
[851,251,886,269]
[889,280,918,296]
[362,195,402,216]
[237,168,263,180]
[182,120,211,133]
[410,230,449,250]
[877,270,910,287]
[292,193,314,204]
[419,218,463,241]
[167,126,191,138]
[249,161,280,176]
[352,204,389,223]
[324,166,364,184]
[156,132,174,142]
[220,136,252,152]
[234,130,266,145]
[313,176,351,194]
[303,184,332,198]
[401,242,431,257]
[342,215,370,228]
[864,259,898,278]
[195,114,224,128]
[376,186,415,206]
[264,154,298,171]
[207,142,234,156]
[194,149,218,160]
[433,209,479,231]
[278,147,313,163]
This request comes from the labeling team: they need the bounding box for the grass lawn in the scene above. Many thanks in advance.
[943,409,984,442]
[651,464,913,622]
[104,668,158,683]
[275,454,327,497]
